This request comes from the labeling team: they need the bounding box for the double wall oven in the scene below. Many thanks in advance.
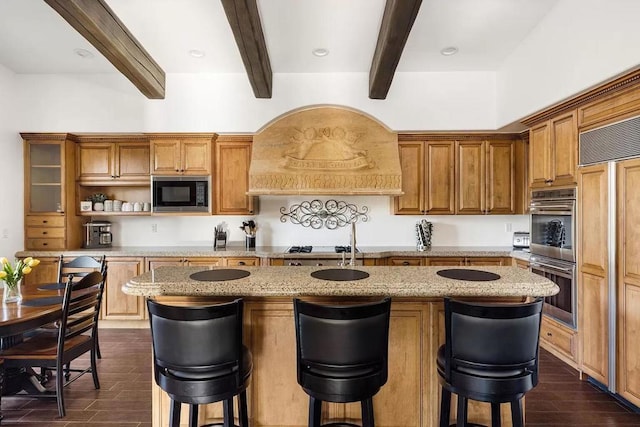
[529,188,576,329]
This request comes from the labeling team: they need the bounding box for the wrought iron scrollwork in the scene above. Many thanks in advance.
[280,200,369,229]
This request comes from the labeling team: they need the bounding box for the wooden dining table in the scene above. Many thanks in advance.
[0,284,67,421]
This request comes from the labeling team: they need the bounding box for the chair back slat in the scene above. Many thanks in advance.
[57,271,104,351]
[58,255,106,284]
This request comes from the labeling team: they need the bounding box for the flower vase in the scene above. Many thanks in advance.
[3,279,22,304]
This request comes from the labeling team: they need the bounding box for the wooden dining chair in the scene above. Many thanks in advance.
[0,271,104,417]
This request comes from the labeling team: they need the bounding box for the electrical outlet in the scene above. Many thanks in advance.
[151,223,158,233]
[505,223,512,233]
[1,228,8,239]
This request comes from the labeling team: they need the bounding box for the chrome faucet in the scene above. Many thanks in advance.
[349,221,357,267]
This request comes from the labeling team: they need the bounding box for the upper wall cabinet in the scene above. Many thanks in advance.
[150,134,214,175]
[76,139,150,185]
[214,136,258,215]
[394,140,455,215]
[456,139,516,215]
[529,109,578,189]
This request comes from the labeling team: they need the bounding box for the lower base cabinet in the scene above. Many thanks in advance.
[102,257,146,320]
[539,316,578,368]
[151,297,520,427]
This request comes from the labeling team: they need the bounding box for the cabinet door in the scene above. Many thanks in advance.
[115,142,150,183]
[151,139,181,174]
[25,141,64,213]
[225,257,259,266]
[456,141,485,214]
[146,257,184,271]
[181,138,211,175]
[21,257,60,293]
[616,158,640,407]
[215,140,255,214]
[102,258,145,320]
[486,140,515,214]
[425,141,455,214]
[394,142,424,214]
[529,122,550,188]
[550,110,578,186]
[578,164,609,384]
[77,143,114,182]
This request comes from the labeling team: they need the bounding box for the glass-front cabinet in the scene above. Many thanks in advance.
[22,133,82,250]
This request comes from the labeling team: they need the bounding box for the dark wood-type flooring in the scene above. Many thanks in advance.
[1,329,638,426]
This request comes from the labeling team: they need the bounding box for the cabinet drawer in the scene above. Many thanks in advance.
[26,227,66,238]
[26,238,66,250]
[26,215,65,227]
[388,257,423,266]
[225,257,258,267]
[540,317,577,361]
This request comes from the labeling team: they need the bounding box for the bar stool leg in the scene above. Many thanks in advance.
[456,396,468,427]
[238,390,249,427]
[490,402,501,427]
[309,396,322,427]
[169,399,181,427]
[439,387,451,427]
[361,397,375,427]
[223,398,235,427]
[189,404,199,427]
[511,399,524,427]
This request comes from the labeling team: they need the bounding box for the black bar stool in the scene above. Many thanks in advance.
[293,298,392,427]
[437,297,544,427]
[147,298,252,427]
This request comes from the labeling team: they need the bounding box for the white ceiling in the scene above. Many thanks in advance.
[0,0,559,75]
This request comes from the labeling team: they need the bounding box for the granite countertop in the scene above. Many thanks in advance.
[124,265,557,298]
[16,245,530,259]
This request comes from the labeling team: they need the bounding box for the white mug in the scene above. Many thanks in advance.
[122,202,132,212]
[133,202,142,212]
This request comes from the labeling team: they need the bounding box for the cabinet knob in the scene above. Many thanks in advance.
[42,231,47,235]
[42,243,48,246]
[402,261,410,266]
[111,175,115,179]
[42,220,48,224]
[175,169,180,172]
[238,261,246,266]
[546,332,552,337]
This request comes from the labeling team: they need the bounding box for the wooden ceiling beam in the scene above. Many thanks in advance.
[369,0,422,100]
[44,0,165,99]
[221,0,272,98]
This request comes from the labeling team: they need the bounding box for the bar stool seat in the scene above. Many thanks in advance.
[147,298,251,427]
[294,298,392,427]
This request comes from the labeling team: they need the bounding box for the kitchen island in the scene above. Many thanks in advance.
[125,265,555,427]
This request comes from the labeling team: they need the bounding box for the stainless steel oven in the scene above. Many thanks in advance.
[530,188,575,262]
[530,254,576,329]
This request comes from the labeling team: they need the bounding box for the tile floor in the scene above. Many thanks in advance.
[0,329,638,426]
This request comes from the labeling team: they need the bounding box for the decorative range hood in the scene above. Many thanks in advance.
[248,106,403,195]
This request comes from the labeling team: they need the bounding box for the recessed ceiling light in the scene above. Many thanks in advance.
[312,48,329,57]
[440,47,459,56]
[73,48,94,59]
[188,49,205,58]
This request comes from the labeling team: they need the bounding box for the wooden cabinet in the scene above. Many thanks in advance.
[150,134,214,175]
[76,140,150,185]
[513,258,530,270]
[616,158,640,407]
[388,257,423,266]
[540,316,578,366]
[425,257,509,266]
[21,257,59,293]
[214,137,257,215]
[456,140,516,214]
[22,134,82,250]
[578,163,609,384]
[529,110,578,188]
[102,257,145,320]
[394,140,455,215]
[146,257,259,270]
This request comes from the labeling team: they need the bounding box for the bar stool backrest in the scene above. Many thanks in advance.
[444,298,544,382]
[294,298,391,384]
[147,299,244,383]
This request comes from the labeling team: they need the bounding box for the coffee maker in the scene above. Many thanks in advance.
[83,221,113,248]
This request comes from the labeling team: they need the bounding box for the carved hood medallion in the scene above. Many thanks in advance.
[248,106,403,195]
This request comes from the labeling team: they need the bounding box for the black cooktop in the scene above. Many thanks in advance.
[287,246,360,254]
[288,246,313,253]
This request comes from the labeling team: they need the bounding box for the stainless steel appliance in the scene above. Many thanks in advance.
[530,254,576,328]
[529,188,577,329]
[284,246,363,266]
[512,231,530,249]
[83,221,112,248]
[152,176,209,212]
[530,188,575,262]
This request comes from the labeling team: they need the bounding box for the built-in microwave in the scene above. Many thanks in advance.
[152,176,209,212]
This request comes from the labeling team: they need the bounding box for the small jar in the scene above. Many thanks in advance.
[93,202,104,211]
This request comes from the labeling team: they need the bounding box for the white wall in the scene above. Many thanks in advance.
[497,0,640,127]
[0,64,23,258]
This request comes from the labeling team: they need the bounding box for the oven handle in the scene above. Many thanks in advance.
[530,262,574,279]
